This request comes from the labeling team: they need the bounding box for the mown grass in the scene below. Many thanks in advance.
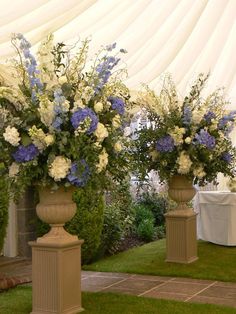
[84,239,236,282]
[0,286,235,314]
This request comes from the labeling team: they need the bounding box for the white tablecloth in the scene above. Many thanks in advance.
[195,191,236,246]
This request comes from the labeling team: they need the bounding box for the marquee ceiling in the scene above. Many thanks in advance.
[0,0,235,106]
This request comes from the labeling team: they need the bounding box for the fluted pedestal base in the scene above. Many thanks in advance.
[165,210,198,264]
[29,239,84,314]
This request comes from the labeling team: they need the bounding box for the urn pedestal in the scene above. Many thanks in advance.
[165,175,198,264]
[29,186,84,314]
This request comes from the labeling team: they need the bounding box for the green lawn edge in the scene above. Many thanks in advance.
[83,239,236,282]
[0,286,235,314]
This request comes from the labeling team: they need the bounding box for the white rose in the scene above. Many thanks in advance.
[185,137,192,144]
[94,123,109,142]
[45,134,54,146]
[58,76,67,85]
[49,156,71,181]
[3,126,20,146]
[114,141,122,152]
[9,162,20,177]
[96,149,108,173]
[112,115,121,129]
[94,102,103,113]
[124,127,131,137]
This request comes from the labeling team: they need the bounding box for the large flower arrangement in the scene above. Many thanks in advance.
[134,74,236,186]
[0,34,132,199]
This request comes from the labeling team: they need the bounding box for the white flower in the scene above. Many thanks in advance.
[3,126,20,146]
[185,137,192,144]
[29,126,46,150]
[177,151,192,174]
[38,96,55,126]
[49,156,71,181]
[112,115,121,129]
[96,149,108,173]
[45,134,54,146]
[61,100,70,112]
[94,102,103,113]
[114,141,122,152]
[124,127,131,137]
[192,109,205,124]
[193,166,206,179]
[94,123,109,142]
[9,162,20,177]
[58,76,67,85]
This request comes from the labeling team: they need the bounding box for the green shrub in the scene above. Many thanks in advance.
[136,218,155,242]
[99,203,124,255]
[0,176,9,252]
[134,204,154,226]
[65,185,104,264]
[137,192,170,226]
[133,204,156,242]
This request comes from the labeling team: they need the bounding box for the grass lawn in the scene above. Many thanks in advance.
[83,239,236,282]
[0,286,235,314]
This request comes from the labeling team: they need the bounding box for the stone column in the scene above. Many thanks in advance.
[29,239,84,314]
[165,210,198,263]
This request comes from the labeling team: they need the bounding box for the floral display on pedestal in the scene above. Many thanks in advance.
[0,34,132,228]
[133,73,236,196]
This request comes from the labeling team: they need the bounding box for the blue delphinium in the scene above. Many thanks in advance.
[52,89,67,130]
[15,33,43,97]
[108,96,125,115]
[71,107,98,134]
[222,152,232,163]
[218,111,236,129]
[95,56,120,93]
[182,105,192,125]
[204,111,216,123]
[13,144,39,162]
[194,129,216,149]
[67,160,90,187]
[156,135,175,152]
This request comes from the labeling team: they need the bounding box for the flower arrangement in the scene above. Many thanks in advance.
[0,34,132,199]
[134,73,236,186]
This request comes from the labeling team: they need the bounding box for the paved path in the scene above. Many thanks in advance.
[0,257,236,309]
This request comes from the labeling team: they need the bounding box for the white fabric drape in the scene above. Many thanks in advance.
[0,0,235,104]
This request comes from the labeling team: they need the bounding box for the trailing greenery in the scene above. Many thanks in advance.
[0,287,235,314]
[0,172,8,252]
[84,239,236,283]
[65,183,104,264]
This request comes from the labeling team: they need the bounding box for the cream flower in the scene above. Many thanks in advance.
[48,156,71,181]
[58,76,67,85]
[184,137,192,144]
[45,134,54,146]
[9,162,20,177]
[193,165,206,179]
[94,102,103,113]
[112,114,121,129]
[169,127,185,145]
[94,123,109,142]
[124,126,131,137]
[114,141,122,152]
[3,126,20,146]
[177,151,192,174]
[96,149,108,173]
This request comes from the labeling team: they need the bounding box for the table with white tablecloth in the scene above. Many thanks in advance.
[195,191,236,246]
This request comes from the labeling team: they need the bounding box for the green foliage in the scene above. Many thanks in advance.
[0,175,8,252]
[100,203,124,255]
[133,204,156,242]
[136,191,169,226]
[136,218,155,242]
[65,184,104,264]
